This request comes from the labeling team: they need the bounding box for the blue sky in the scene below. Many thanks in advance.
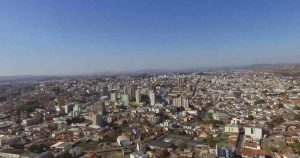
[0,0,300,75]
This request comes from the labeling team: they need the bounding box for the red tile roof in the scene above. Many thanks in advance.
[242,149,266,156]
[290,99,300,105]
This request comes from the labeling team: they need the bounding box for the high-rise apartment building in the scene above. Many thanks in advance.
[135,89,141,104]
[149,91,156,106]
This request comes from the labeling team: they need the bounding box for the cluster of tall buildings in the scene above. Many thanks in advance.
[173,96,189,110]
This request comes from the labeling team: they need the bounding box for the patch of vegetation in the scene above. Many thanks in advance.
[178,130,186,135]
[10,143,24,149]
[141,94,150,104]
[159,150,170,157]
[290,141,300,154]
[60,153,73,158]
[294,106,300,110]
[66,116,85,125]
[176,107,185,112]
[99,135,117,143]
[247,115,255,120]
[0,96,7,102]
[267,116,284,128]
[295,114,300,121]
[207,133,228,148]
[277,103,284,109]
[204,113,213,121]
[205,120,224,128]
[142,120,151,126]
[142,135,156,142]
[178,142,188,150]
[255,99,265,105]
[79,140,99,151]
[16,100,41,115]
[268,143,287,154]
[29,144,49,153]
[203,113,224,127]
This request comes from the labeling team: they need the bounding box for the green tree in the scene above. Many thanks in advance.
[247,115,254,120]
[291,141,300,154]
[29,144,49,153]
[277,103,284,109]
[160,150,170,158]
[295,114,300,121]
[178,143,188,150]
[294,106,300,110]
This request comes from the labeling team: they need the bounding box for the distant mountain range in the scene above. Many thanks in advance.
[0,75,66,84]
[0,63,299,83]
[233,63,300,70]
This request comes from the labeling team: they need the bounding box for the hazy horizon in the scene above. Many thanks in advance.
[1,0,300,76]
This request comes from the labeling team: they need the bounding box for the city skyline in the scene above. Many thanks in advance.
[1,0,300,76]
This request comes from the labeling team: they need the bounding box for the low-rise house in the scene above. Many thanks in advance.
[50,142,72,157]
[21,118,42,126]
[225,125,239,133]
[244,127,263,140]
[243,140,261,150]
[117,135,130,147]
[212,112,230,121]
[148,140,173,150]
[0,148,38,158]
[178,149,193,158]
[130,152,149,158]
